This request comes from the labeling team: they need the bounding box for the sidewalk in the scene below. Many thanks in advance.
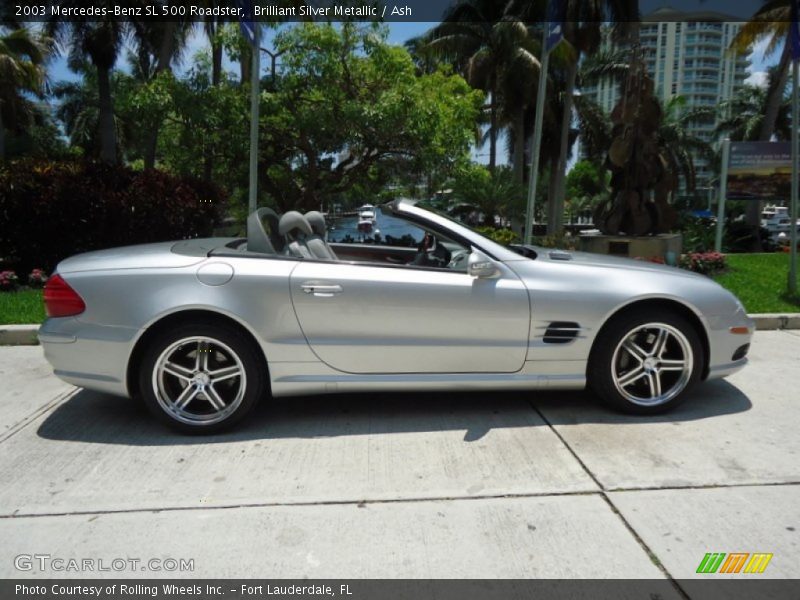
[0,332,798,584]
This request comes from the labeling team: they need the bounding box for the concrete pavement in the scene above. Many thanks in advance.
[0,332,798,584]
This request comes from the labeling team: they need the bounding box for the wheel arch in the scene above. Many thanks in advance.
[591,297,711,380]
[126,309,269,398]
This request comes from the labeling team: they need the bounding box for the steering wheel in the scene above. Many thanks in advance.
[412,233,450,268]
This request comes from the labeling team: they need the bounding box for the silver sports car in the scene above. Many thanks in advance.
[40,199,754,433]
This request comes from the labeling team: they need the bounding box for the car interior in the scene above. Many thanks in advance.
[216,206,472,272]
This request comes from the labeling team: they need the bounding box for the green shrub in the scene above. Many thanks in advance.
[475,226,519,246]
[532,234,578,251]
[0,160,226,274]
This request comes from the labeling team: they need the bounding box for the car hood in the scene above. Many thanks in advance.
[508,246,704,279]
[57,241,205,274]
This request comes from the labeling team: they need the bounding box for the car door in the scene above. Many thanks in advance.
[289,260,530,374]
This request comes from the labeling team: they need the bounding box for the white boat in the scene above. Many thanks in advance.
[357,203,377,224]
[761,205,800,240]
[357,218,374,233]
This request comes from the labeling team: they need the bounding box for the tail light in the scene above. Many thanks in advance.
[43,274,86,318]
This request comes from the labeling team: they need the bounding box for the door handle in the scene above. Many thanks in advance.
[300,283,343,296]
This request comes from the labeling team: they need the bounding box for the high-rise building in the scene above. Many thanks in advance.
[582,7,751,192]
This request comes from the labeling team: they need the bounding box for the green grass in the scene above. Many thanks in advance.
[0,289,45,325]
[713,253,800,314]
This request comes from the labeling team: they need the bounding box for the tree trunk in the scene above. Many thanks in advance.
[0,110,5,161]
[240,44,252,85]
[512,107,525,185]
[204,20,222,180]
[96,65,117,164]
[546,155,559,232]
[758,43,791,141]
[156,21,177,73]
[548,59,578,236]
[489,74,497,175]
[143,29,177,170]
[211,37,223,87]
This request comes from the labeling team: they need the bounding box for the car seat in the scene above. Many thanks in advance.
[279,211,314,259]
[305,211,338,260]
[247,207,284,254]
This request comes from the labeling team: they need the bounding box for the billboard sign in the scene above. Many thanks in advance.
[726,141,792,200]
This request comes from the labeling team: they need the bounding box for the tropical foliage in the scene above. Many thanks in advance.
[0,0,790,245]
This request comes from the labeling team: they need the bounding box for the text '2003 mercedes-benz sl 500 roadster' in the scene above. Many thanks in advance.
[39,199,754,433]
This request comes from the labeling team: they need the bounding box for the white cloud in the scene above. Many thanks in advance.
[745,70,768,88]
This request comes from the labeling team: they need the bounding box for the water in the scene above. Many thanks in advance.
[327,207,423,246]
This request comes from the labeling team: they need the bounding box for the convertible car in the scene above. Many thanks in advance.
[39,199,754,433]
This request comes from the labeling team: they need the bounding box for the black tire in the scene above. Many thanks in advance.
[588,308,704,415]
[138,322,267,434]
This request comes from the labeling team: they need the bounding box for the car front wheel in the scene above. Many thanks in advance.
[588,309,703,414]
[138,322,266,433]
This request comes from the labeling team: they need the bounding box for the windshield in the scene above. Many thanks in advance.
[414,201,535,258]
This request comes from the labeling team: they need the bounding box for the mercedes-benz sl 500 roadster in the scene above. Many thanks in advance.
[39,200,754,432]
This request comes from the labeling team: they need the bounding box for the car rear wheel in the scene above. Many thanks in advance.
[588,309,703,414]
[138,323,266,433]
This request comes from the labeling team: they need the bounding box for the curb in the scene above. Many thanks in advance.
[2,314,800,346]
[748,313,800,331]
[0,324,40,346]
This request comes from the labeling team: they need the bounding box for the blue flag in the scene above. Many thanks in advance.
[545,0,564,52]
[237,0,257,47]
[791,0,800,61]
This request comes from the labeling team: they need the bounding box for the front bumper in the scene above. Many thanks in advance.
[39,317,138,397]
[704,310,755,381]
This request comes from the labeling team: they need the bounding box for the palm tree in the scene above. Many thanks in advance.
[410,0,538,175]
[52,65,129,159]
[730,0,793,234]
[0,26,47,160]
[573,48,631,164]
[715,81,793,143]
[732,0,793,142]
[47,9,129,164]
[656,96,715,193]
[130,20,191,168]
[498,0,639,234]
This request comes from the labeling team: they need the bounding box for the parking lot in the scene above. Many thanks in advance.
[1,331,798,583]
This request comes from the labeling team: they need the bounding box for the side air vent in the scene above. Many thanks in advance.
[548,250,573,261]
[543,321,581,344]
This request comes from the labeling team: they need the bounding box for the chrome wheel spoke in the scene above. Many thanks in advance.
[205,385,226,410]
[163,361,193,381]
[659,359,686,371]
[618,366,646,387]
[652,328,669,357]
[209,365,241,383]
[175,384,199,409]
[647,372,662,398]
[623,340,648,362]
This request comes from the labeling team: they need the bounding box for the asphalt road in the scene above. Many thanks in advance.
[0,331,798,583]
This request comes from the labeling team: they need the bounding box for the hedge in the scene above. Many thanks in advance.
[0,160,226,274]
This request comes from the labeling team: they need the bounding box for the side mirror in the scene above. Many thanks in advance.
[467,248,500,279]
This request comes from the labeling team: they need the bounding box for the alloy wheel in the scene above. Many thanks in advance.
[152,336,246,426]
[611,323,693,407]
